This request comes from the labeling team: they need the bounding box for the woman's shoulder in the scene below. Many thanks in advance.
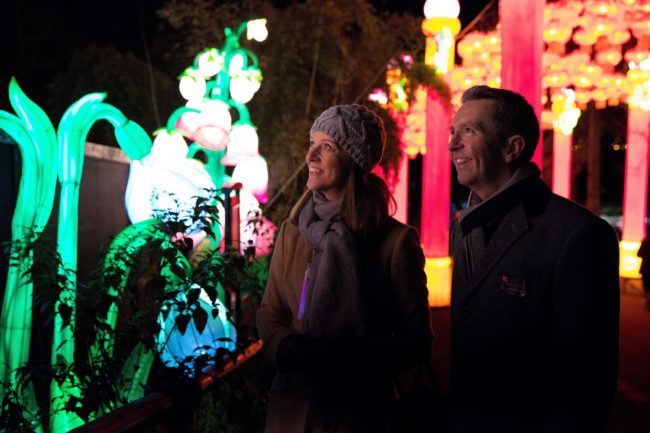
[382,216,418,233]
[374,217,420,245]
[288,190,311,224]
[277,217,300,240]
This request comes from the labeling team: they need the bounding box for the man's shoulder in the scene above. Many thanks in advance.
[537,194,618,240]
[541,193,603,223]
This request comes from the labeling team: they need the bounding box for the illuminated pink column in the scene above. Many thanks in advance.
[500,0,544,167]
[421,90,452,258]
[620,107,650,277]
[420,0,459,307]
[421,91,452,306]
[552,132,572,199]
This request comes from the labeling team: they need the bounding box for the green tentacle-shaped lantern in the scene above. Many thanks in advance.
[0,78,58,433]
[49,92,153,433]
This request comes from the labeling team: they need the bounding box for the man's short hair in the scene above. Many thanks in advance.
[461,85,540,164]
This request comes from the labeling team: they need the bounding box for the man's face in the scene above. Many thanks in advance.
[448,99,512,200]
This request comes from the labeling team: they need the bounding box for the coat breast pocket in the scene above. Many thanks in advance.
[499,275,527,297]
[497,267,543,300]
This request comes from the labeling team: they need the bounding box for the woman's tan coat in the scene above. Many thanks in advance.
[257,197,433,433]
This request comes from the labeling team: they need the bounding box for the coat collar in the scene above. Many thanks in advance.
[454,163,545,304]
[458,203,530,303]
[459,162,540,236]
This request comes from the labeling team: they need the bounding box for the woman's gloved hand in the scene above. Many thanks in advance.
[275,333,429,375]
[276,334,369,374]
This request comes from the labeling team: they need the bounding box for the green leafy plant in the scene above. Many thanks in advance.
[0,190,270,431]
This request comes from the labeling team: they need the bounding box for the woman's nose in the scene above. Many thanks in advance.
[306,145,319,161]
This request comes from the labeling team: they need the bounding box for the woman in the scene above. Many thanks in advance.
[257,104,433,433]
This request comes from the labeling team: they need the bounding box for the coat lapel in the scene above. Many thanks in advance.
[460,203,530,303]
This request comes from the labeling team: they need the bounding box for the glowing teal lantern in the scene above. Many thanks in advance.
[156,285,236,374]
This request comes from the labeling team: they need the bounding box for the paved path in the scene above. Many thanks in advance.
[428,293,650,432]
[609,294,650,433]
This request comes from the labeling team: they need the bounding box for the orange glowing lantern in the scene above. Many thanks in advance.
[611,28,632,45]
[541,109,554,129]
[573,28,598,46]
[574,88,592,108]
[543,24,573,45]
[596,47,623,67]
[543,71,570,89]
[550,88,580,198]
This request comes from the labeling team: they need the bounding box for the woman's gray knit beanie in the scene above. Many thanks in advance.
[310,104,386,172]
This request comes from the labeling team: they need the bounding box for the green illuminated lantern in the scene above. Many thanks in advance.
[172,19,273,254]
[0,80,157,432]
[0,78,58,433]
[0,18,271,432]
[50,92,154,433]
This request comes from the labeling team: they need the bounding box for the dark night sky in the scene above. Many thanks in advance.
[4,0,492,60]
[0,0,493,111]
[64,0,494,54]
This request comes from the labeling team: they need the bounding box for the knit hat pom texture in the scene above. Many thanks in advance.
[310,104,385,172]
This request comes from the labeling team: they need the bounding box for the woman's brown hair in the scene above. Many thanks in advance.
[340,165,396,236]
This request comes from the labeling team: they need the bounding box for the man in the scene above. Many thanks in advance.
[448,85,619,433]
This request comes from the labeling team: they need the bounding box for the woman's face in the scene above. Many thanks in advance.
[306,131,352,201]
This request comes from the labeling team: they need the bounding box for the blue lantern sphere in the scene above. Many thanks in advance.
[156,284,236,374]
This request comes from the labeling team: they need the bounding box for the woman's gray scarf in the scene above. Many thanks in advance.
[297,192,366,337]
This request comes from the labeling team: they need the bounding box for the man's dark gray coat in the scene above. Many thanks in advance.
[450,173,620,433]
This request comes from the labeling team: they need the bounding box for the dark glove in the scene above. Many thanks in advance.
[276,334,370,374]
[276,334,430,375]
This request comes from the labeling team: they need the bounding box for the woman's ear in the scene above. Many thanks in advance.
[504,135,525,163]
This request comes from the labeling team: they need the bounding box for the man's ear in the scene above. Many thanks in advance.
[504,135,525,163]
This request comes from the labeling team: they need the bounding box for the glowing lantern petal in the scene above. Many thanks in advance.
[228,53,246,75]
[179,74,207,101]
[194,125,231,151]
[246,19,268,42]
[229,69,262,104]
[176,102,203,135]
[125,150,216,234]
[197,48,222,77]
[183,99,233,151]
[221,123,259,166]
[231,155,269,204]
[151,130,189,161]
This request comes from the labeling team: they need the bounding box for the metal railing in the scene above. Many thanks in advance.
[70,340,263,433]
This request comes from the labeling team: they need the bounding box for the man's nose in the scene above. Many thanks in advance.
[448,133,460,152]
